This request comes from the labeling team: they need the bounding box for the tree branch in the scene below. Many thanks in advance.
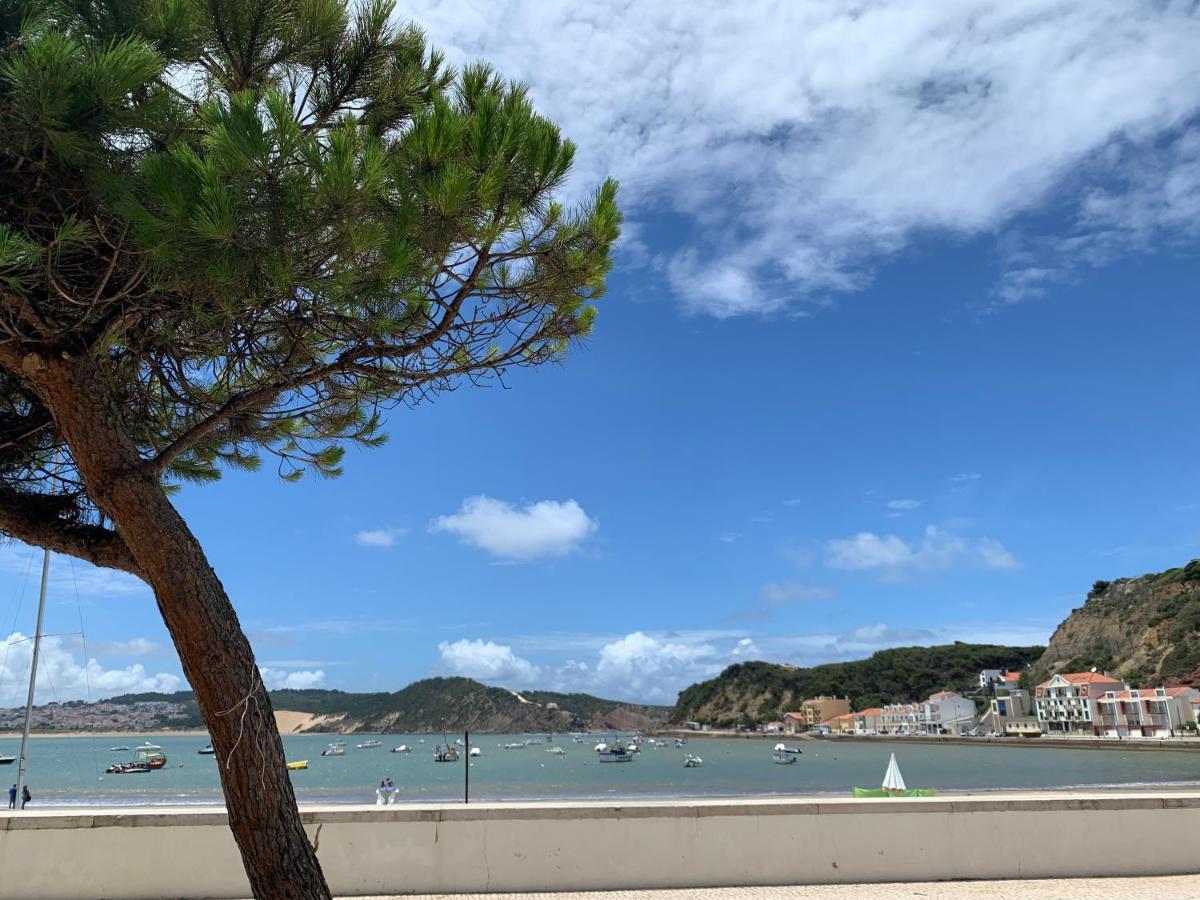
[0,485,143,577]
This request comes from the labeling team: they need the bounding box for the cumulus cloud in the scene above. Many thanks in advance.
[429,496,596,560]
[0,545,148,598]
[354,528,408,548]
[0,632,180,704]
[438,638,541,685]
[402,0,1200,316]
[825,525,1020,576]
[259,667,326,690]
[96,638,167,658]
[590,631,725,703]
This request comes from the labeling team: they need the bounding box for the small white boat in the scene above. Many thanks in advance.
[110,746,130,752]
[137,741,163,752]
[598,745,634,763]
[321,743,345,757]
[469,746,481,757]
[774,742,802,755]
[594,742,608,752]
[504,742,526,750]
[356,739,383,750]
[391,744,411,754]
[0,756,14,765]
[545,746,565,756]
[772,751,797,765]
[198,745,215,755]
[684,754,703,768]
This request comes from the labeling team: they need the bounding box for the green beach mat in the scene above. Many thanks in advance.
[852,788,936,798]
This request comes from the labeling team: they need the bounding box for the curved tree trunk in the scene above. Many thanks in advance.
[28,352,331,900]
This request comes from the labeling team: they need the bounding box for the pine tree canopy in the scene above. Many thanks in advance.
[0,0,620,559]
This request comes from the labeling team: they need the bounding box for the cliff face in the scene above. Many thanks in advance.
[1030,560,1200,687]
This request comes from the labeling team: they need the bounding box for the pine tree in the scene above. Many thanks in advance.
[0,2,619,896]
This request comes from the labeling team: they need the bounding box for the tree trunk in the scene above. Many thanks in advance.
[27,352,332,900]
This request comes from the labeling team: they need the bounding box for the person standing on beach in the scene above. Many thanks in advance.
[7,784,14,809]
[20,786,30,809]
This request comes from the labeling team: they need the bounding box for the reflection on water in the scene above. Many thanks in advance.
[4,733,1200,808]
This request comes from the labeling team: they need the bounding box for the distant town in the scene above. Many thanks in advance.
[694,669,1200,740]
[0,699,196,733]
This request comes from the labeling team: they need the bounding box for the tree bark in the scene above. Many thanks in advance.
[20,350,331,900]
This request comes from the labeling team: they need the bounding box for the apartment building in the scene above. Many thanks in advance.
[1034,672,1125,735]
[1094,686,1198,737]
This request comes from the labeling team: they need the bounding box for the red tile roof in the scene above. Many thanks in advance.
[1040,672,1125,687]
[1002,672,1021,682]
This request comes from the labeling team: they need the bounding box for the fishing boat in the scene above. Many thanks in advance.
[684,754,703,768]
[321,742,345,757]
[598,744,634,763]
[433,743,459,762]
[391,744,411,754]
[106,763,151,774]
[136,745,168,769]
[198,745,215,755]
[286,760,308,771]
[356,739,383,749]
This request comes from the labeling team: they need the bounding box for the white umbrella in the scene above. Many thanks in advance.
[881,753,907,793]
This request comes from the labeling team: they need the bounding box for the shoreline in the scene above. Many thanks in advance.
[651,728,1200,752]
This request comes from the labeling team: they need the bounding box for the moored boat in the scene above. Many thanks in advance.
[198,744,215,755]
[598,744,634,763]
[391,744,411,754]
[772,750,796,765]
[356,739,383,749]
[433,743,459,762]
[286,760,308,771]
[684,754,703,768]
[321,742,345,757]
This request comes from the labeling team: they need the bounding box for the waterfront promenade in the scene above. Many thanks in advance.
[389,877,1200,899]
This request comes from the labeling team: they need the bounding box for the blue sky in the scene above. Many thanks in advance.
[1,1,1199,705]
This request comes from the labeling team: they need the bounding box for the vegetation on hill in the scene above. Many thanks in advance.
[1030,560,1200,687]
[107,680,670,734]
[670,642,1045,727]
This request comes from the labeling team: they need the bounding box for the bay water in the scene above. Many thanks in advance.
[6,733,1200,808]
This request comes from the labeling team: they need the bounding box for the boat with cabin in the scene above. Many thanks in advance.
[321,741,345,756]
[356,739,383,749]
[598,744,634,763]
[684,754,703,768]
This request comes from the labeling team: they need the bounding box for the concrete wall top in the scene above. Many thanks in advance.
[5,790,1200,831]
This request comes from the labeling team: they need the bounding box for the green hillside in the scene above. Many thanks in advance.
[670,642,1045,727]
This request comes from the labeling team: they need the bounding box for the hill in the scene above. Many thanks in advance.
[670,642,1045,727]
[105,679,671,734]
[1030,559,1200,687]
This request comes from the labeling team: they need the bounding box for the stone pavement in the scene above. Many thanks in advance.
[369,875,1200,899]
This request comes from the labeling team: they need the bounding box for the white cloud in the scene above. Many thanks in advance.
[259,667,326,690]
[354,528,408,548]
[730,637,760,659]
[825,525,1020,576]
[429,496,597,560]
[590,631,724,703]
[96,638,166,658]
[0,632,180,705]
[0,545,148,598]
[437,638,541,685]
[402,1,1200,315]
[949,472,982,483]
[886,499,922,511]
[760,582,834,607]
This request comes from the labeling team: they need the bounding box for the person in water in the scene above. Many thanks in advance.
[21,785,30,809]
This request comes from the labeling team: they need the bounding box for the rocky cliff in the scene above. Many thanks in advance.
[1030,560,1200,687]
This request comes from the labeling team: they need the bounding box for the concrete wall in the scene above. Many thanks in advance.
[3,793,1200,899]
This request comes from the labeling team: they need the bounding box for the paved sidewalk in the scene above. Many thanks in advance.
[371,875,1200,899]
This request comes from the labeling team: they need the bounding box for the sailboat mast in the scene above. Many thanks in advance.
[16,548,50,810]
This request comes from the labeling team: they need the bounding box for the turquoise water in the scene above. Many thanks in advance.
[5,733,1200,808]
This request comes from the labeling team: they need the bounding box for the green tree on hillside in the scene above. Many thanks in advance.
[0,2,618,897]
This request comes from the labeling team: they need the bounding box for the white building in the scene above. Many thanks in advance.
[879,691,977,735]
[1094,686,1198,738]
[1035,672,1126,735]
[979,669,1006,690]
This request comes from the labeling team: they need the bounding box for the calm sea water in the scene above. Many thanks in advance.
[5,733,1200,808]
